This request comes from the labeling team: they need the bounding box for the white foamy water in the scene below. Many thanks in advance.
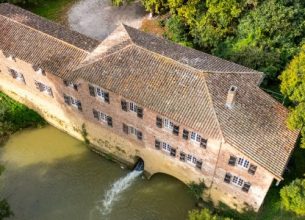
[96,170,142,216]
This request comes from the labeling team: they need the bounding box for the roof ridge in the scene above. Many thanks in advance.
[73,44,134,71]
[122,24,261,74]
[0,14,89,53]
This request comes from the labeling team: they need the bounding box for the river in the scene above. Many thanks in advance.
[0,126,196,220]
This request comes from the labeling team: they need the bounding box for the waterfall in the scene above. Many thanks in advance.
[96,161,143,216]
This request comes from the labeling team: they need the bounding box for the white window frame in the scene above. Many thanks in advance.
[237,158,250,169]
[163,118,174,131]
[8,68,25,83]
[36,68,44,75]
[35,81,52,96]
[190,132,201,143]
[162,142,172,154]
[232,175,244,187]
[129,102,138,113]
[186,154,197,165]
[69,96,81,109]
[96,87,107,102]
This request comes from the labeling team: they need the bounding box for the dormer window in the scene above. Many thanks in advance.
[64,80,78,91]
[36,68,45,76]
[7,55,16,62]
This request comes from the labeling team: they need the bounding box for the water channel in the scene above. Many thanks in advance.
[0,126,196,220]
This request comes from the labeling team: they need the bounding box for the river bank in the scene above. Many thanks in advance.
[0,92,45,146]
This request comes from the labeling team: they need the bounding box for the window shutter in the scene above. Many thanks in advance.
[180,152,186,161]
[123,123,129,134]
[89,84,96,97]
[155,140,161,149]
[137,131,143,140]
[196,160,203,169]
[64,95,71,105]
[182,129,189,140]
[248,164,257,175]
[228,156,237,166]
[73,84,78,91]
[47,88,53,97]
[35,81,41,91]
[242,182,251,193]
[107,116,113,127]
[77,101,82,111]
[63,80,69,86]
[92,109,99,119]
[121,100,128,111]
[137,107,143,119]
[170,148,176,157]
[224,173,231,183]
[173,125,179,136]
[156,116,163,128]
[104,92,110,103]
[200,138,207,148]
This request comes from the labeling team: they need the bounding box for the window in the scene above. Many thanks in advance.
[232,176,244,187]
[162,142,172,154]
[35,68,46,76]
[35,81,53,97]
[155,140,161,149]
[196,160,203,169]
[122,123,143,141]
[64,80,78,90]
[64,94,82,111]
[88,84,109,103]
[237,158,250,169]
[186,154,198,165]
[6,55,16,61]
[164,118,174,130]
[200,138,207,148]
[8,68,25,84]
[157,117,179,135]
[92,109,112,127]
[191,132,201,142]
[121,100,143,118]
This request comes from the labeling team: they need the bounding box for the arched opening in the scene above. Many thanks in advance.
[133,156,144,171]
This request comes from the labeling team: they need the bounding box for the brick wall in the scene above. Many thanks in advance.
[0,50,275,211]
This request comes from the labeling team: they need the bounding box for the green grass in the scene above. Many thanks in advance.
[24,0,76,22]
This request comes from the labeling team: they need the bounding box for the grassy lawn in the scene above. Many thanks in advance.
[24,0,77,23]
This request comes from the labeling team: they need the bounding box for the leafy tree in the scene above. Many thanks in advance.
[188,208,232,220]
[280,178,305,216]
[165,15,193,47]
[141,0,168,15]
[279,45,305,147]
[214,0,305,79]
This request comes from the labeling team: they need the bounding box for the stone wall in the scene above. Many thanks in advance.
[0,51,276,212]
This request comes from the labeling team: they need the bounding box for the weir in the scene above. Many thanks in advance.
[97,160,144,216]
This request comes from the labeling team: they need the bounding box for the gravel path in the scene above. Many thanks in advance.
[68,0,147,40]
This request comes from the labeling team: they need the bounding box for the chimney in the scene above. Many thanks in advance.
[226,85,237,109]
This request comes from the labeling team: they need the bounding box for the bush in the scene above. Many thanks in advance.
[188,180,206,201]
[188,208,232,220]
[280,178,305,216]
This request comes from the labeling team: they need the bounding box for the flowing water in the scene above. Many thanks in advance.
[0,126,196,220]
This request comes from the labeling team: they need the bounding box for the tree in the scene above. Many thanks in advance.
[141,0,168,15]
[280,178,305,216]
[279,44,305,147]
[188,208,232,220]
[214,0,305,79]
[0,0,42,4]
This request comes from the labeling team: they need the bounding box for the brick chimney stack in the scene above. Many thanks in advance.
[226,85,237,109]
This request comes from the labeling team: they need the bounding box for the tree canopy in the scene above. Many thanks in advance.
[280,178,305,216]
[280,44,305,147]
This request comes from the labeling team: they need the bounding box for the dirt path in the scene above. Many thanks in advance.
[67,0,147,40]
